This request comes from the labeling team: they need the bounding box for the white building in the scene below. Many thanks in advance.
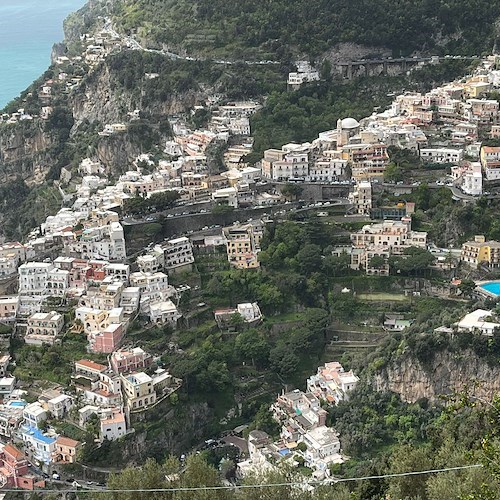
[462,163,483,196]
[302,425,342,471]
[0,377,15,395]
[419,148,463,164]
[25,311,64,345]
[119,287,141,315]
[23,403,48,429]
[48,395,73,419]
[149,300,181,325]
[46,268,70,297]
[457,309,500,336]
[129,271,176,315]
[137,246,164,274]
[18,263,54,296]
[237,303,263,323]
[212,187,239,208]
[0,255,18,278]
[261,145,310,181]
[67,222,126,262]
[100,409,127,441]
[163,237,194,273]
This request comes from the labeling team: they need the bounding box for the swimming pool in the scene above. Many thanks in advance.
[479,282,500,297]
[7,401,26,407]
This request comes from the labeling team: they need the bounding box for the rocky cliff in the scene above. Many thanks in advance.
[373,349,500,403]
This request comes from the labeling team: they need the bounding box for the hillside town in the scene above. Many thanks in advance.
[0,9,500,490]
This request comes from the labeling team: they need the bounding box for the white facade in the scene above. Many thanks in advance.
[237,303,263,323]
[149,300,181,325]
[48,395,73,419]
[419,148,463,164]
[25,311,64,345]
[163,237,194,271]
[130,271,176,314]
[0,255,18,277]
[462,169,483,196]
[46,268,70,297]
[23,403,48,429]
[119,287,141,314]
[457,309,500,336]
[18,263,54,296]
[302,425,342,471]
[100,409,127,441]
[137,246,164,274]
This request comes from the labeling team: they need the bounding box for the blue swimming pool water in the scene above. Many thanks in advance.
[8,401,26,407]
[480,282,500,296]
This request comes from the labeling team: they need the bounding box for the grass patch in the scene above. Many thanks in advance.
[358,293,409,302]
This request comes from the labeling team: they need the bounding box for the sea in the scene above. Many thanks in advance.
[0,0,87,109]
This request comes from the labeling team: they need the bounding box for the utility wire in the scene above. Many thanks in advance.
[0,464,483,495]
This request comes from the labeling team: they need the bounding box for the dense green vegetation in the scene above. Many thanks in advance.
[114,0,500,59]
[103,50,287,104]
[95,393,500,499]
[123,190,181,216]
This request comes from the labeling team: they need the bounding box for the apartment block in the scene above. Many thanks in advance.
[481,145,500,180]
[461,235,500,269]
[110,347,153,374]
[224,222,263,269]
[121,372,156,411]
[419,148,463,164]
[25,311,64,345]
[163,237,194,273]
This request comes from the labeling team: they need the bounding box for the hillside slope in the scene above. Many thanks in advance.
[113,0,500,59]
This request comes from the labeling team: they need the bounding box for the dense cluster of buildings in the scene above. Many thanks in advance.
[333,217,427,275]
[262,56,500,199]
[238,362,358,479]
[0,345,181,488]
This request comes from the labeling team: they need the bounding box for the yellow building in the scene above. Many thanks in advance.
[120,372,156,411]
[224,222,263,269]
[461,235,500,269]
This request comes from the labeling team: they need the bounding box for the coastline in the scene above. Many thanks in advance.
[0,0,87,109]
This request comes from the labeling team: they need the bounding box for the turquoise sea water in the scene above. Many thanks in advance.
[0,0,86,109]
[480,282,500,297]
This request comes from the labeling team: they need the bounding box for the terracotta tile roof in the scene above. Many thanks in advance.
[56,436,80,448]
[75,359,107,372]
[4,444,24,460]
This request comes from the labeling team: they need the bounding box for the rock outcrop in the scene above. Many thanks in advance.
[373,350,500,403]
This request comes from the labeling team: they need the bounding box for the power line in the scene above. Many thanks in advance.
[0,464,483,495]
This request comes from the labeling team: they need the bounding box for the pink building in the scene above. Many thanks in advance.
[0,444,43,490]
[110,347,153,374]
[90,323,125,353]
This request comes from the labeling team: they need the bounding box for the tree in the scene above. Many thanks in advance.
[384,162,403,182]
[389,247,435,276]
[369,255,386,270]
[459,279,476,298]
[323,253,351,277]
[269,342,299,377]
[281,183,303,200]
[235,330,269,367]
[296,243,322,274]
[255,283,283,314]
[415,183,432,211]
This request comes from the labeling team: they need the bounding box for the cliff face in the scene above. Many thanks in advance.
[373,350,500,403]
[71,62,204,127]
[0,124,53,183]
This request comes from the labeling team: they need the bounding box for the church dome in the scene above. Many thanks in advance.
[341,117,360,129]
